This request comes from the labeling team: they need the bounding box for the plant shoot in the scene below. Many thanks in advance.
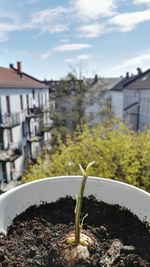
[75,161,95,245]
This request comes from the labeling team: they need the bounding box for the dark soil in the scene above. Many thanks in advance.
[0,196,150,267]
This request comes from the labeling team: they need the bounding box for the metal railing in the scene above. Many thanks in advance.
[0,142,22,162]
[40,120,53,131]
[32,146,43,159]
[0,113,20,128]
[26,106,43,117]
[11,169,23,180]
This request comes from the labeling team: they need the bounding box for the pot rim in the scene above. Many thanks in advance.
[0,176,150,234]
[0,176,149,200]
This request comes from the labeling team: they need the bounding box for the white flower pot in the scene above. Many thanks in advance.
[0,176,150,234]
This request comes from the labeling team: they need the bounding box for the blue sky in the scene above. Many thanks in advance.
[0,0,150,80]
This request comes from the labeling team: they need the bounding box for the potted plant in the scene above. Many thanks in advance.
[0,162,150,266]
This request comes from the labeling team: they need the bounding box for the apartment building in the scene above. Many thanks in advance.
[110,72,139,121]
[0,62,51,183]
[110,68,150,131]
[123,68,150,131]
[83,75,120,126]
[46,75,120,130]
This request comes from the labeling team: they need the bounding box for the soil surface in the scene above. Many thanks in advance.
[0,196,150,267]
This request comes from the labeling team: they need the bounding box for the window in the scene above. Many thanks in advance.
[12,162,15,169]
[41,94,43,107]
[8,129,13,143]
[22,122,26,137]
[0,130,3,146]
[38,94,40,106]
[61,106,67,112]
[32,90,35,99]
[107,97,111,108]
[2,163,7,182]
[26,95,29,110]
[45,93,47,104]
[20,95,24,110]
[6,96,11,114]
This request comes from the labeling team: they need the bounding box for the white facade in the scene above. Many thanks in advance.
[111,91,124,121]
[139,90,150,130]
[123,89,139,130]
[0,87,51,183]
[124,89,150,131]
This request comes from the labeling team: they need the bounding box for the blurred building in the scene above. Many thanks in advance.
[0,62,51,184]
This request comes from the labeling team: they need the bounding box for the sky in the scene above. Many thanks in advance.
[0,0,150,80]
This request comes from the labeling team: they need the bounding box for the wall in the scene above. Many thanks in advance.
[111,91,124,120]
[123,89,139,131]
[139,90,150,131]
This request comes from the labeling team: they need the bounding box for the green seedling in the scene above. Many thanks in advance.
[75,161,95,245]
[62,161,96,265]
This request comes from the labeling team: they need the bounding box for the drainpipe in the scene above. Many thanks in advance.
[136,90,140,132]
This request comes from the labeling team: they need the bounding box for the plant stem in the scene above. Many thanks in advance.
[75,173,88,245]
[75,161,95,245]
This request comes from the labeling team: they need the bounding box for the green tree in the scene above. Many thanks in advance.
[50,73,85,143]
[22,119,150,192]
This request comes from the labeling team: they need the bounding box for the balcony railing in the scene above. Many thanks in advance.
[26,106,43,118]
[0,113,20,128]
[11,169,23,180]
[31,146,43,159]
[40,120,53,132]
[27,130,43,142]
[0,142,22,162]
[42,102,51,113]
[43,140,52,151]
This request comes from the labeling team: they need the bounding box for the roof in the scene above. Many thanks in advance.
[110,74,138,92]
[85,77,121,92]
[44,77,121,94]
[124,68,150,90]
[0,66,47,89]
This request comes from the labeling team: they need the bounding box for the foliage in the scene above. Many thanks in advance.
[22,119,150,192]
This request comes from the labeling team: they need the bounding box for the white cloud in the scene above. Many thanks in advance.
[17,0,41,4]
[0,6,70,41]
[46,25,69,34]
[72,0,117,20]
[27,0,41,3]
[78,23,105,38]
[0,12,22,42]
[40,51,51,60]
[0,22,22,42]
[29,7,69,33]
[17,50,32,57]
[133,0,150,5]
[31,7,67,25]
[112,51,150,72]
[4,48,32,58]
[0,32,8,42]
[66,54,90,63]
[59,38,70,44]
[54,43,92,52]
[109,9,150,32]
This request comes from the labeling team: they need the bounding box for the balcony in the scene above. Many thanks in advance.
[11,169,23,180]
[31,146,43,160]
[42,102,51,113]
[40,120,53,132]
[0,143,22,162]
[0,113,20,128]
[26,107,43,119]
[43,140,52,151]
[27,131,43,142]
